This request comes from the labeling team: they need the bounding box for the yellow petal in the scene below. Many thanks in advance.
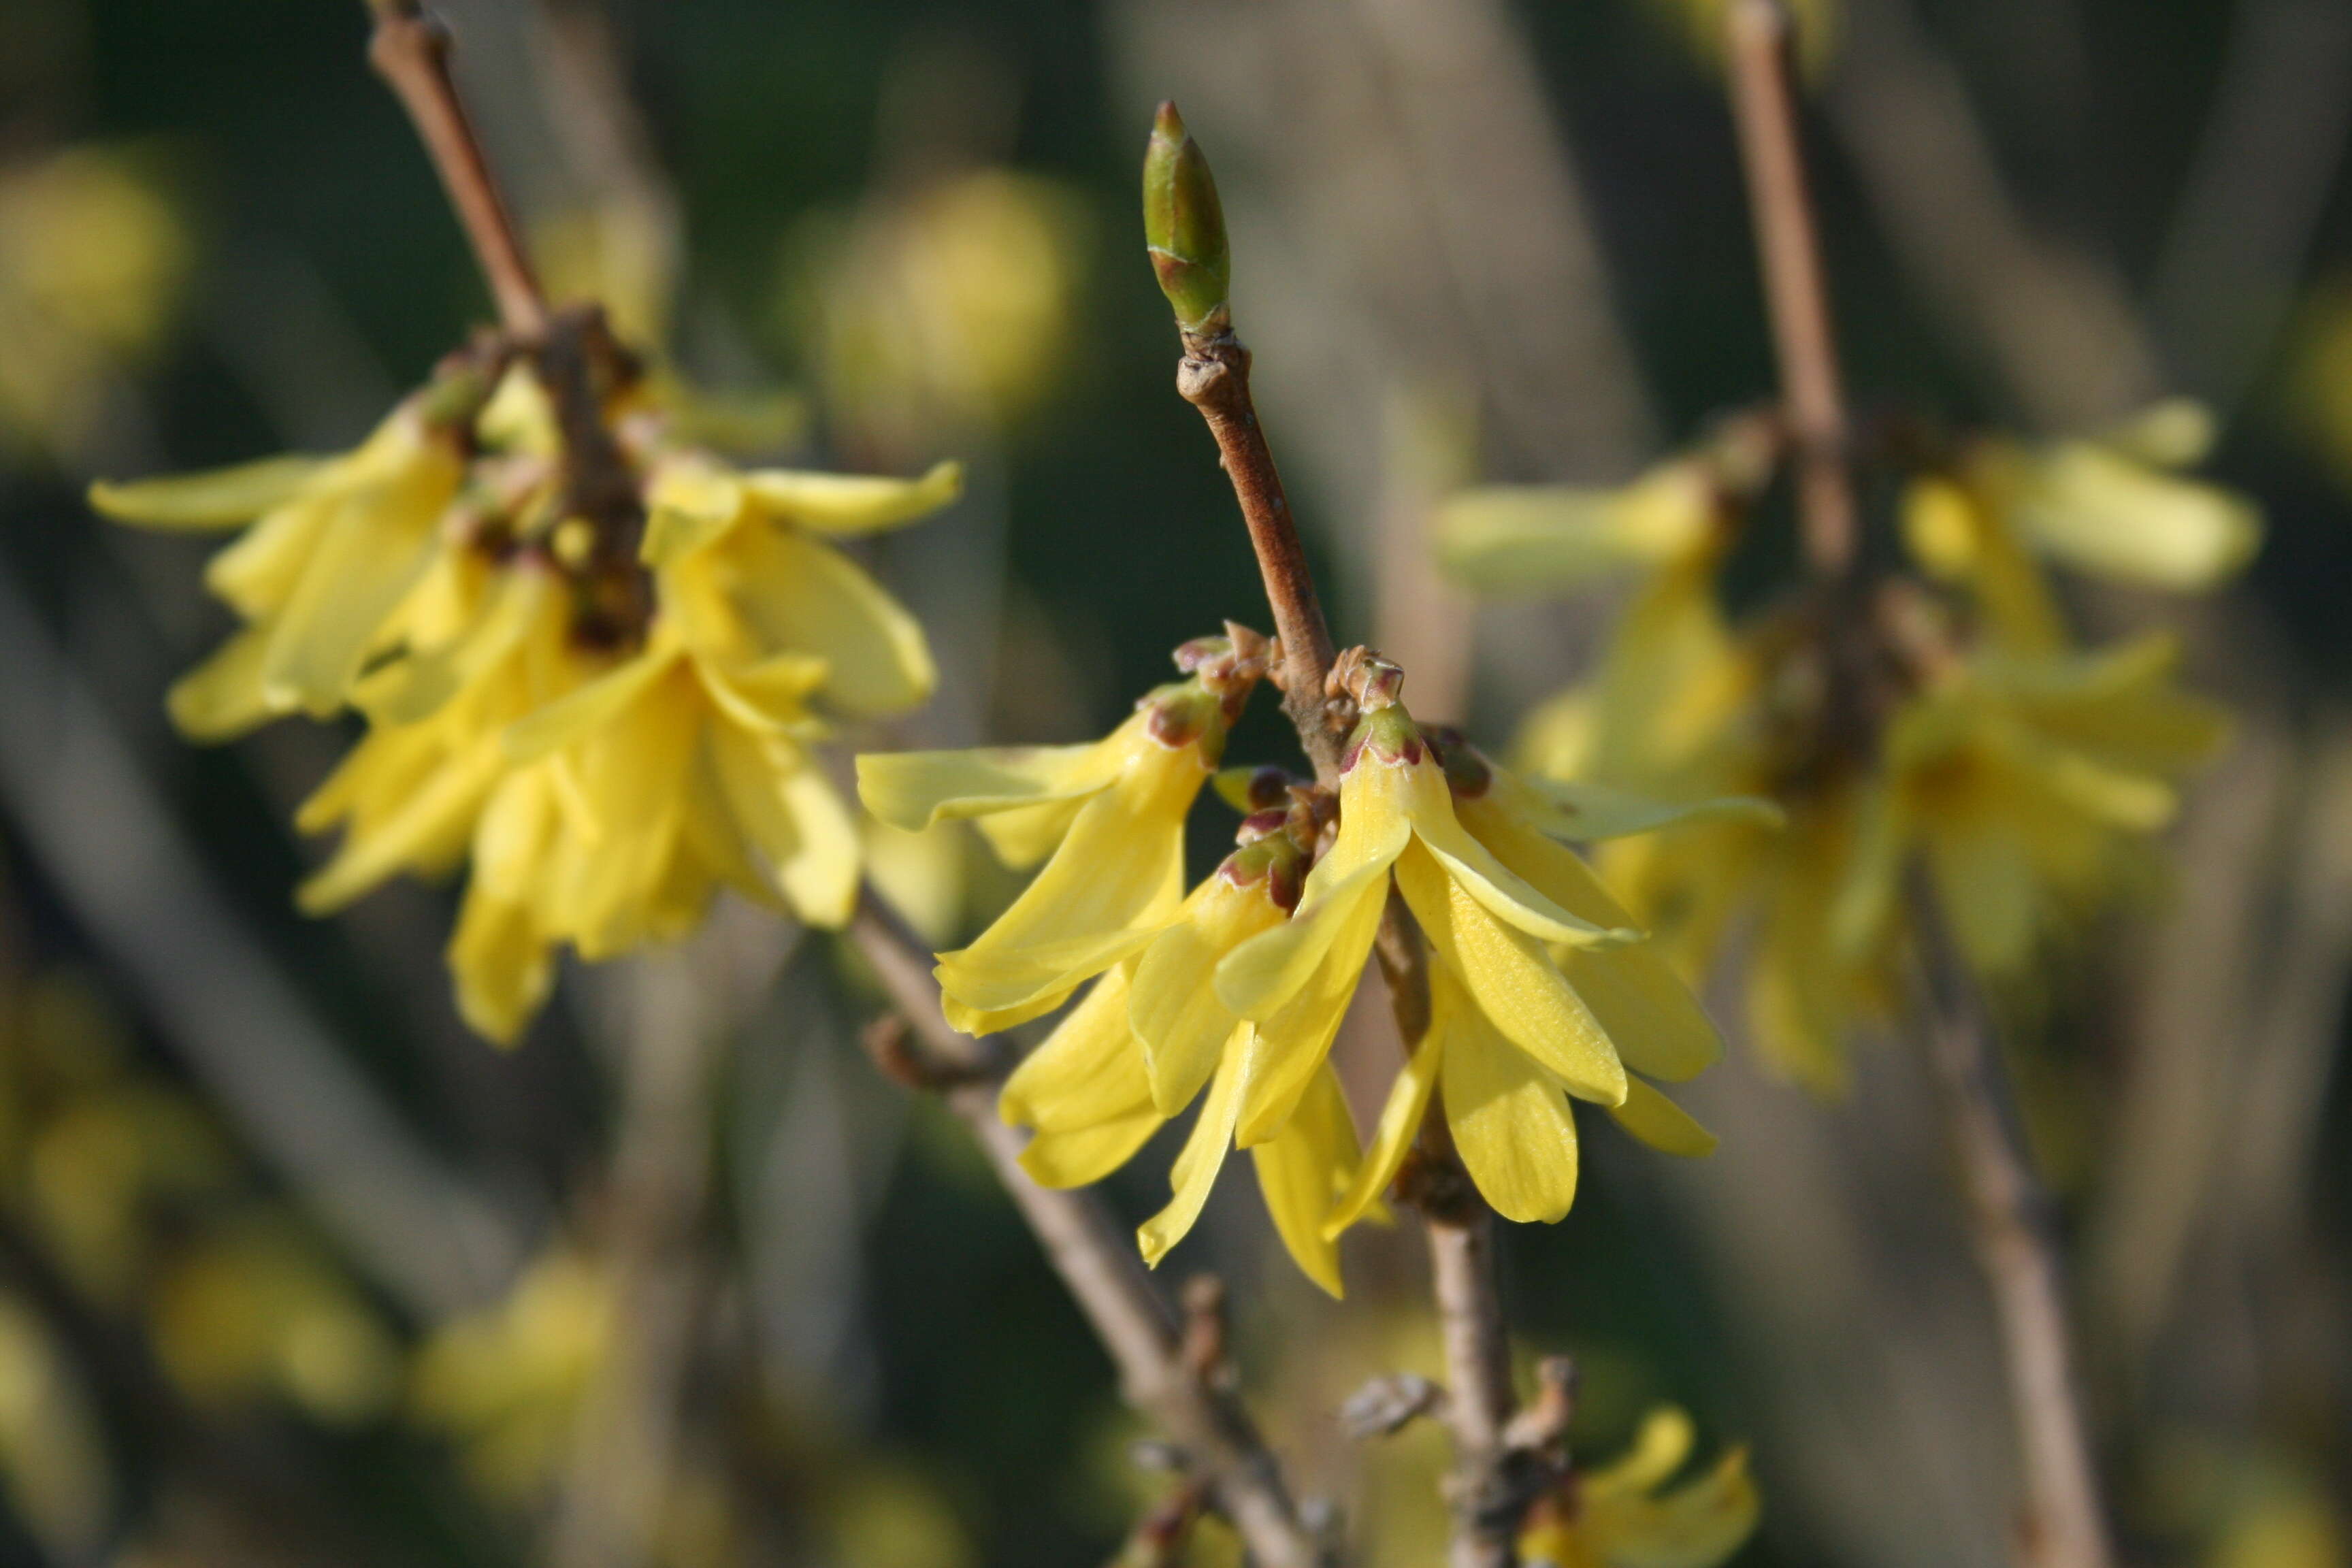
[1505,772,1782,842]
[1250,1065,1357,1297]
[357,564,548,727]
[504,646,680,763]
[1138,1034,1245,1267]
[1439,990,1580,1224]
[1583,1444,1759,1566]
[163,622,277,741]
[1924,810,2038,976]
[693,651,830,738]
[999,968,1152,1132]
[1399,749,1636,949]
[1584,1407,1697,1499]
[1396,840,1628,1107]
[1232,877,1386,1147]
[972,798,1090,870]
[855,740,1112,833]
[1459,796,1721,1083]
[1019,1113,1164,1189]
[1437,462,1713,593]
[203,492,331,617]
[1324,1000,1443,1240]
[1129,872,1290,1115]
[1604,1077,1717,1158]
[640,457,747,566]
[470,768,560,903]
[775,763,860,929]
[943,988,1078,1037]
[258,444,462,714]
[740,459,962,535]
[2016,442,2260,590]
[448,890,553,1047]
[296,736,504,913]
[934,742,1200,1015]
[700,527,934,716]
[89,453,329,529]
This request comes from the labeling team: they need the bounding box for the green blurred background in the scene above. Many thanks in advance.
[0,0,2347,1564]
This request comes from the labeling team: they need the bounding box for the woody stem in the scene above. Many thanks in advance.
[848,891,1322,1568]
[1174,328,1344,783]
[1725,0,1857,578]
[367,0,549,340]
[1912,881,2116,1568]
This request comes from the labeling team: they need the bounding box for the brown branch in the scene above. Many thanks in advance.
[847,892,1322,1568]
[368,0,549,338]
[1725,0,1857,578]
[1910,878,2115,1568]
[1175,329,1345,783]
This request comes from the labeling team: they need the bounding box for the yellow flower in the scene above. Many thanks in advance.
[858,634,1264,1034]
[1519,1406,1759,1568]
[410,1249,611,1501]
[998,828,1370,1296]
[1902,400,2261,656]
[98,348,962,1043]
[0,144,189,461]
[93,388,472,732]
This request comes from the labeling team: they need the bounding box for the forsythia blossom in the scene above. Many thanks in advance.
[94,321,960,1041]
[1518,1405,1760,1568]
[861,640,1743,1293]
[1441,402,2254,1089]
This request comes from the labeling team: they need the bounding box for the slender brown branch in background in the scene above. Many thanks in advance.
[368,0,549,338]
[1911,881,2115,1568]
[1725,0,1856,578]
[847,893,1324,1568]
[1173,327,1345,782]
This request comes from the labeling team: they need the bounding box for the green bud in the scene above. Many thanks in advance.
[1142,101,1231,333]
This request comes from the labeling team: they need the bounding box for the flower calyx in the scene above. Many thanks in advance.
[1174,621,1273,717]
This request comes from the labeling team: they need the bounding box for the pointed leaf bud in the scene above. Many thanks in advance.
[1143,101,1231,333]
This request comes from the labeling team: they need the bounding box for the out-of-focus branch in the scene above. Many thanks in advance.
[368,0,549,337]
[1910,881,2114,1568]
[1823,0,2161,431]
[2147,0,2352,407]
[1727,0,1857,578]
[0,564,522,1320]
[846,894,1323,1568]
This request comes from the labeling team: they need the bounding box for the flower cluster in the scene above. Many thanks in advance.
[1441,402,2253,1089]
[95,318,960,1041]
[862,638,1744,1294]
[1518,1405,1759,1568]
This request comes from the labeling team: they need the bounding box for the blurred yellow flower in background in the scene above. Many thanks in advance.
[0,145,189,463]
[411,1247,610,1499]
[1518,1405,1759,1568]
[1446,405,2257,1088]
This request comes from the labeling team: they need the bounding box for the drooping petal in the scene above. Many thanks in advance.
[448,890,552,1048]
[1503,772,1782,843]
[1584,1406,1697,1499]
[1396,840,1628,1107]
[693,651,831,738]
[1604,1077,1717,1158]
[774,762,860,929]
[1250,1065,1358,1297]
[1458,796,1721,1083]
[999,968,1152,1132]
[1138,1031,1247,1267]
[934,740,1200,1017]
[88,453,329,529]
[163,622,276,741]
[1401,752,1637,949]
[1584,1446,1760,1567]
[1233,877,1386,1145]
[972,797,1090,870]
[1021,1113,1164,1190]
[740,459,962,535]
[696,526,934,716]
[1324,989,1446,1239]
[357,564,549,727]
[295,735,504,913]
[1129,872,1292,1115]
[1439,992,1580,1224]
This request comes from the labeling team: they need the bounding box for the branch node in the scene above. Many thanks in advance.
[1339,1373,1447,1440]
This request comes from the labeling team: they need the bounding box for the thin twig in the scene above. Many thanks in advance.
[1911,879,2114,1568]
[368,0,549,338]
[1725,0,1856,577]
[847,894,1321,1568]
[1174,326,1344,782]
